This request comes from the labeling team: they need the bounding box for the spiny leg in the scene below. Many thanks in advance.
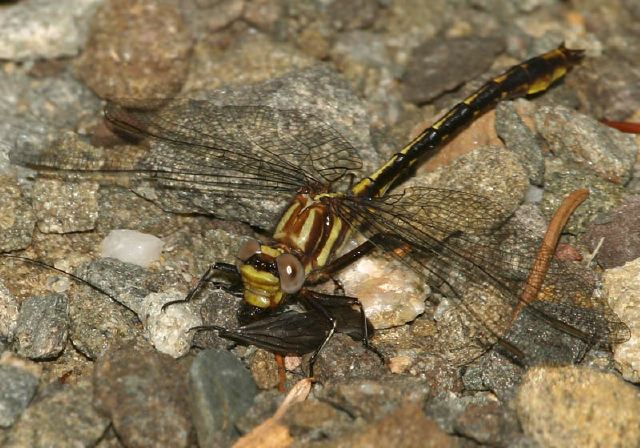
[299,289,385,376]
[306,234,396,285]
[161,262,241,311]
[299,292,337,378]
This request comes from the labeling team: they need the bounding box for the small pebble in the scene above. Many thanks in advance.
[189,349,258,447]
[100,229,164,268]
[0,0,100,60]
[14,294,69,360]
[536,105,638,184]
[604,257,640,382]
[0,282,19,342]
[517,366,640,447]
[0,364,38,428]
[0,175,35,252]
[5,382,109,447]
[32,179,99,234]
[94,344,192,447]
[582,196,640,268]
[74,0,193,103]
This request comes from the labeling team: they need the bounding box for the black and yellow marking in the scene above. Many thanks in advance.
[352,44,584,198]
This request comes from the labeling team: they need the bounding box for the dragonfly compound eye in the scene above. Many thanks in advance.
[276,253,305,294]
[237,239,261,262]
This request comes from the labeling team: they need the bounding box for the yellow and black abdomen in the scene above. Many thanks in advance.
[352,44,584,198]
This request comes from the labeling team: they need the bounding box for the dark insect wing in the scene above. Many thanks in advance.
[336,186,629,360]
[217,300,368,355]
[11,100,364,202]
[215,309,331,355]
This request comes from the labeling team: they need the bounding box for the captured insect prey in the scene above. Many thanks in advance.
[6,44,628,378]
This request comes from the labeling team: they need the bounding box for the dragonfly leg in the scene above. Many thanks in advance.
[307,233,402,284]
[298,293,337,378]
[161,262,240,312]
[299,289,385,375]
[330,277,345,295]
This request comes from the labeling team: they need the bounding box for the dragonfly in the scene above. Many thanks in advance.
[10,43,628,374]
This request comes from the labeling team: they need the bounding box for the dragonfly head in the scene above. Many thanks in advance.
[236,239,305,309]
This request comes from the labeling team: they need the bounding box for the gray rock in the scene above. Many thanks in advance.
[326,403,456,448]
[604,258,640,383]
[183,31,315,93]
[414,145,530,228]
[582,196,640,268]
[427,391,496,433]
[0,0,101,61]
[14,294,69,360]
[5,382,109,447]
[0,176,35,252]
[74,258,150,316]
[95,187,177,235]
[68,280,142,360]
[0,71,100,173]
[326,0,379,31]
[535,105,638,185]
[541,158,626,234]
[74,0,193,103]
[403,35,505,104]
[453,396,520,446]
[281,398,354,444]
[235,389,282,434]
[378,0,451,61]
[193,289,244,352]
[312,334,385,384]
[330,30,405,130]
[32,179,99,234]
[137,65,381,229]
[573,49,640,121]
[0,283,19,343]
[497,300,601,365]
[517,366,640,447]
[189,349,258,447]
[94,344,192,447]
[188,65,381,179]
[72,258,202,358]
[496,100,545,185]
[161,225,251,284]
[462,350,525,402]
[140,290,202,358]
[181,0,245,36]
[317,374,430,422]
[432,294,494,367]
[0,365,38,427]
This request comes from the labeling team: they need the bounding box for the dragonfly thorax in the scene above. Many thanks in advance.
[273,192,349,271]
[236,239,305,308]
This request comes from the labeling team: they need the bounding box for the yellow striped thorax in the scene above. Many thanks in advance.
[238,192,350,308]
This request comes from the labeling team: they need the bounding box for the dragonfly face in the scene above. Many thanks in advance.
[236,238,305,308]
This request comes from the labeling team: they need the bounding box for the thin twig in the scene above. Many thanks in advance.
[275,353,287,393]
[516,188,589,314]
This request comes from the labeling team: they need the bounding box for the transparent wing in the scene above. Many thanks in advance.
[337,186,629,361]
[11,100,364,203]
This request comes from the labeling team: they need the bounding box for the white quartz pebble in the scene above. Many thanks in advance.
[100,229,164,268]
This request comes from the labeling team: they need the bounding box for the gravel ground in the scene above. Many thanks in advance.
[1,0,640,447]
